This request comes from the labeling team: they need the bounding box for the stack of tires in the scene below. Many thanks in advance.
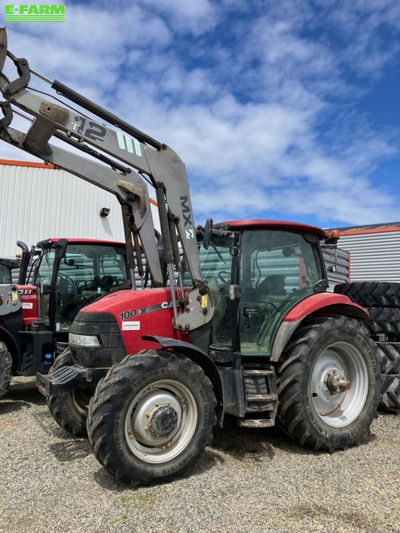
[334,282,400,411]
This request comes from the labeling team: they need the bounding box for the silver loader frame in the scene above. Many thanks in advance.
[0,28,213,332]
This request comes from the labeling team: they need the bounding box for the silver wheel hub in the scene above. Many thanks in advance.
[310,341,368,428]
[125,379,198,464]
[132,392,182,447]
[148,404,179,438]
[324,369,352,394]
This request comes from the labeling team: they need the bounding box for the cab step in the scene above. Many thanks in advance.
[244,369,274,376]
[237,419,275,428]
[243,367,278,424]
[246,393,276,402]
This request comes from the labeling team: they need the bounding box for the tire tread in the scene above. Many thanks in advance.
[87,350,217,485]
[0,342,12,399]
[277,316,380,451]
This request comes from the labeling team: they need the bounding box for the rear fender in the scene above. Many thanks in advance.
[270,293,368,362]
[142,335,223,405]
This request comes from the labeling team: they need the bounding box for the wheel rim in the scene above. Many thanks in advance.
[310,341,368,428]
[124,379,198,464]
[72,388,91,416]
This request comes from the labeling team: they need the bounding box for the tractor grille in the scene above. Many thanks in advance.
[69,311,126,367]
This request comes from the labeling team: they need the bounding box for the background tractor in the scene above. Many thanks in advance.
[0,237,129,398]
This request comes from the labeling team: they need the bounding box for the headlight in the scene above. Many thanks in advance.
[69,332,100,347]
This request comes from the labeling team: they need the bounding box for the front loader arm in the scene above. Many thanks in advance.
[0,124,164,287]
[0,28,213,332]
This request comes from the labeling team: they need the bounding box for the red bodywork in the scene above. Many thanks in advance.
[79,289,368,357]
[81,288,189,353]
[67,223,367,358]
[283,293,369,322]
[18,285,39,325]
[220,220,329,239]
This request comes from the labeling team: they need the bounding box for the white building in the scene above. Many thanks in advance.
[334,222,400,283]
[0,160,159,258]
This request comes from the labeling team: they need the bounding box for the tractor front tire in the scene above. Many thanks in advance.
[87,350,217,485]
[277,316,380,451]
[47,349,91,437]
[0,342,12,399]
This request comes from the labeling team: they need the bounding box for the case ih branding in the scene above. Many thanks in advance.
[119,301,178,322]
[18,288,36,295]
[5,4,65,21]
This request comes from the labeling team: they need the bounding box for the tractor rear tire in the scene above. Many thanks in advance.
[87,350,217,485]
[0,342,12,399]
[47,349,91,437]
[335,282,400,308]
[380,374,400,410]
[364,308,400,336]
[375,343,400,374]
[277,316,380,451]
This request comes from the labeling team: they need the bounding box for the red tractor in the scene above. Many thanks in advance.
[0,237,129,398]
[0,28,380,485]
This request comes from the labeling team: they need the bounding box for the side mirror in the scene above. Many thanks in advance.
[203,218,213,250]
[229,284,241,301]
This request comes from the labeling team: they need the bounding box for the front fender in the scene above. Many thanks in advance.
[142,335,223,405]
[270,293,368,362]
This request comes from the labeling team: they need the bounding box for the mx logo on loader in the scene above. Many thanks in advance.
[180,196,195,239]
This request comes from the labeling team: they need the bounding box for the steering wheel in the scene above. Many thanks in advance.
[57,274,78,294]
[99,275,114,292]
[79,278,99,292]
[218,271,230,285]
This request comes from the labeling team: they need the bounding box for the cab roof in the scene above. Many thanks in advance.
[40,238,126,247]
[219,220,329,239]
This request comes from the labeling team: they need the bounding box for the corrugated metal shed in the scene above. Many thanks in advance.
[321,245,350,288]
[332,222,400,283]
[0,160,159,257]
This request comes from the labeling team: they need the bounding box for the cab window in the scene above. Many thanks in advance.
[0,264,11,284]
[240,229,322,355]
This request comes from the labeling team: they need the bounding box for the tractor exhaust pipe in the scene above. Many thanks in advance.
[17,240,30,284]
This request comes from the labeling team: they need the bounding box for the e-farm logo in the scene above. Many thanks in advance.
[5,4,65,22]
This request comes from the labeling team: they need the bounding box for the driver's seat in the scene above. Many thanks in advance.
[257,274,286,296]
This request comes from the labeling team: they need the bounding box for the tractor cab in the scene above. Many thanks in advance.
[25,238,129,336]
[196,220,328,357]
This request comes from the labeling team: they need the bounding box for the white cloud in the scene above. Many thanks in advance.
[135,0,219,35]
[1,0,400,228]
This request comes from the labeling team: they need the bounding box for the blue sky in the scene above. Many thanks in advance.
[1,0,400,228]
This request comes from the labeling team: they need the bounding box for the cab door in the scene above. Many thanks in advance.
[239,229,323,355]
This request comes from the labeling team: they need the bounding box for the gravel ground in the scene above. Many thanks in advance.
[0,377,399,533]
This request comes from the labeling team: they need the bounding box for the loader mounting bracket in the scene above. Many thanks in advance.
[3,53,30,96]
